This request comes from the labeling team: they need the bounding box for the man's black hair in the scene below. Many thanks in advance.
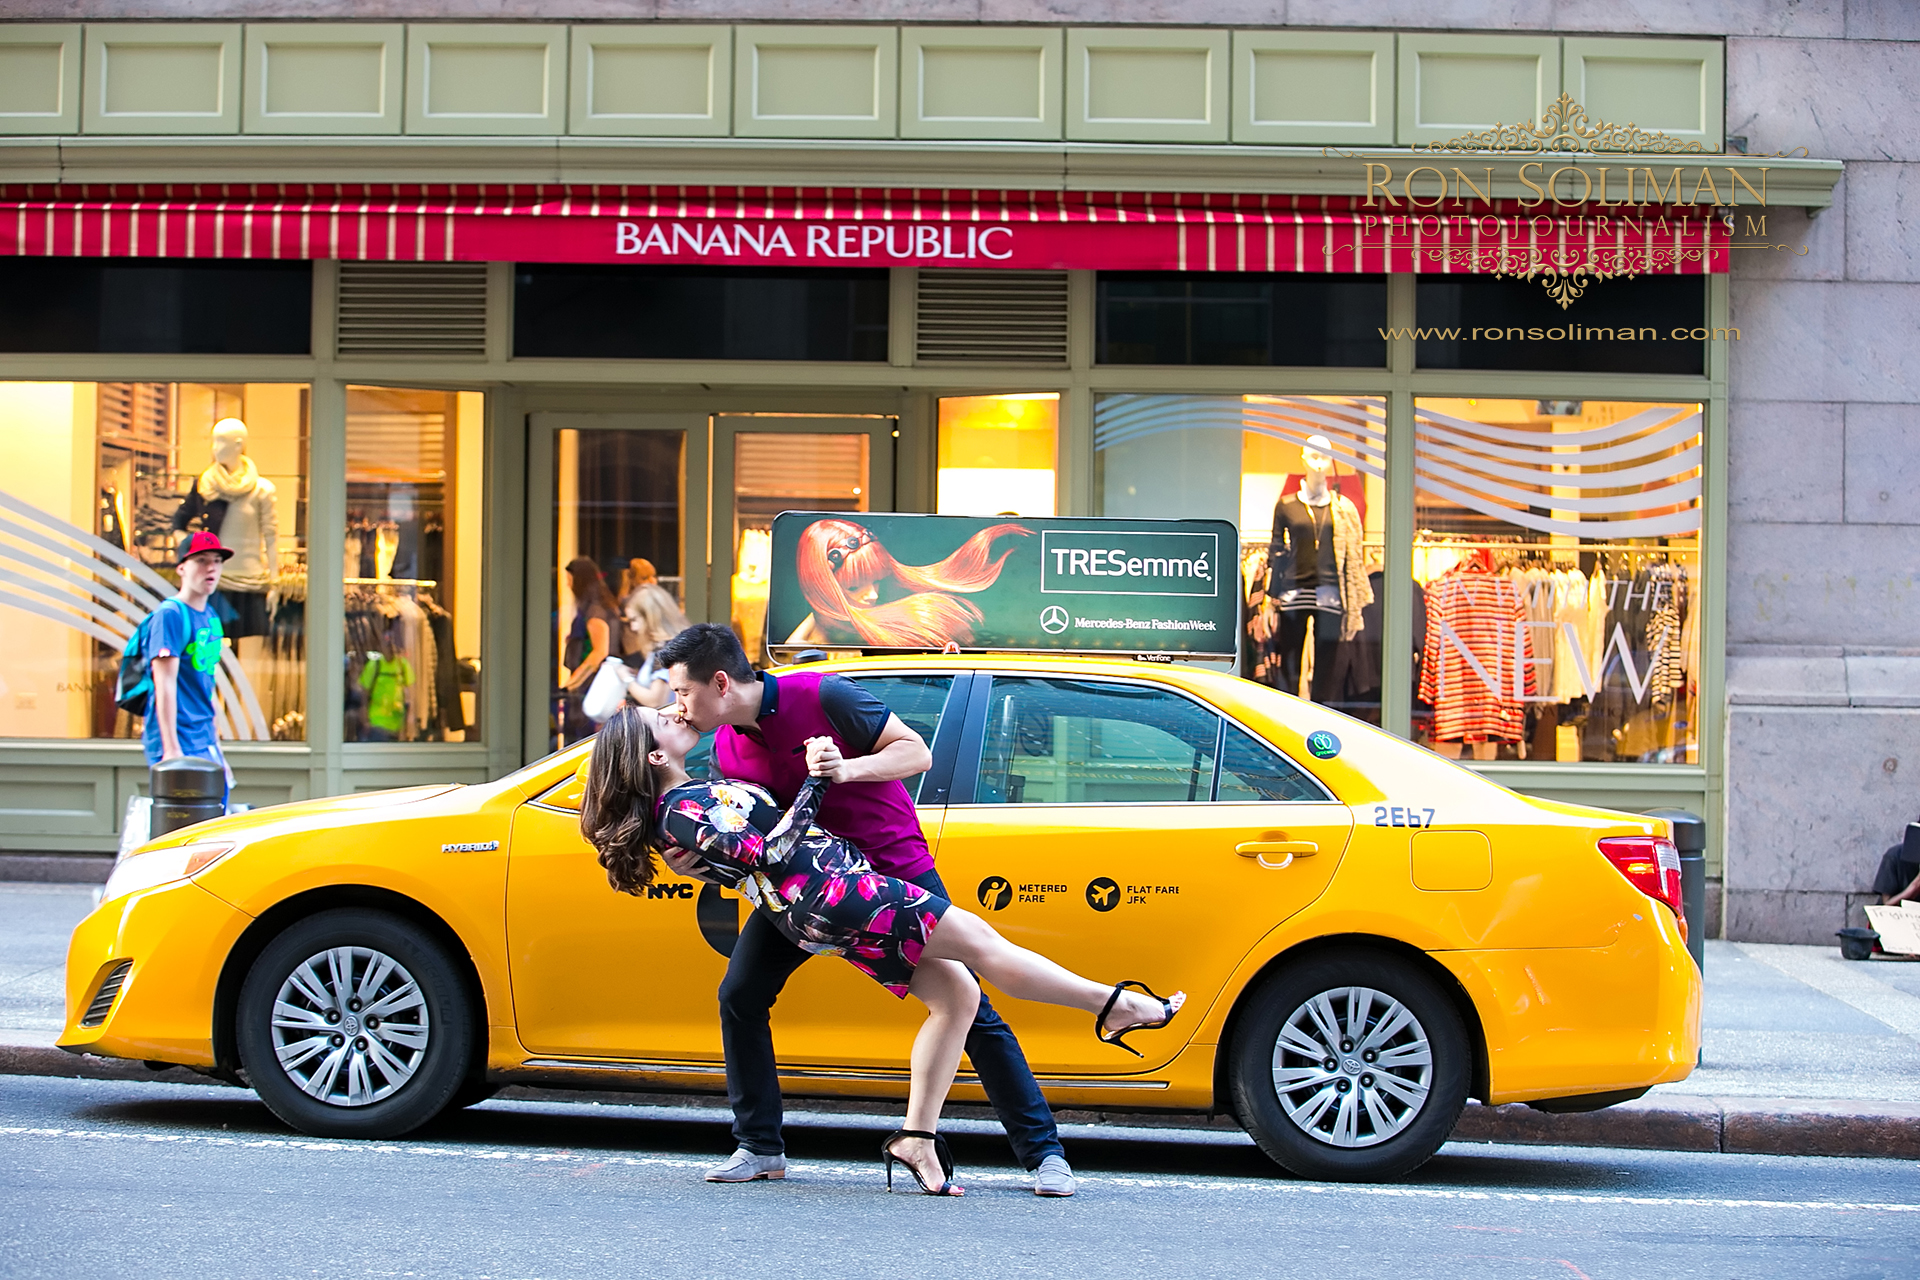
[654,622,754,684]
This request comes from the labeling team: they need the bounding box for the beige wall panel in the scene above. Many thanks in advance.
[1565,37,1723,151]
[901,27,1062,142]
[84,24,241,135]
[406,24,567,136]
[569,25,730,137]
[1232,30,1393,146]
[736,26,898,139]
[0,25,80,135]
[0,767,114,837]
[244,24,403,135]
[1068,28,1228,143]
[1397,33,1560,146]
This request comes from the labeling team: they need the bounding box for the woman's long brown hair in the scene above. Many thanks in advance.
[579,707,661,894]
[566,556,622,618]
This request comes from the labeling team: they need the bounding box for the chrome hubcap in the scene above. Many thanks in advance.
[270,946,430,1107]
[1271,985,1432,1148]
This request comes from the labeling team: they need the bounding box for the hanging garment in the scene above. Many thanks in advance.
[1551,568,1594,702]
[1417,565,1535,744]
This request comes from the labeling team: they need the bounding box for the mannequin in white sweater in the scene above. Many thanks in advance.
[200,417,279,683]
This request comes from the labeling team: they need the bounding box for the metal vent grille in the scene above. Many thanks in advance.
[336,262,489,358]
[915,270,1069,366]
[81,960,133,1027]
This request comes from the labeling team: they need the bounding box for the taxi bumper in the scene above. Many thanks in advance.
[1436,907,1702,1105]
[58,878,252,1068]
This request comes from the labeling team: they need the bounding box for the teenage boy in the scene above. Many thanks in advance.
[657,623,1077,1197]
[145,531,232,794]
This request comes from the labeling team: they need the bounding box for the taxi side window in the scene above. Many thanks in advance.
[977,677,1217,805]
[1216,723,1330,803]
[845,674,954,803]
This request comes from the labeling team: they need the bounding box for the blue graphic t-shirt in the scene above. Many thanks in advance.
[140,597,225,767]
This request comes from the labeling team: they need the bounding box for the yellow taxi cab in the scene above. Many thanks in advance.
[60,652,1700,1181]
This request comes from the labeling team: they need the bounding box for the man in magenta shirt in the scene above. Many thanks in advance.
[657,623,1075,1196]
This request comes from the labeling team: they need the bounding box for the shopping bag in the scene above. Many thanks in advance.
[580,655,632,724]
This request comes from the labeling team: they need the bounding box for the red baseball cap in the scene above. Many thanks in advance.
[176,530,235,566]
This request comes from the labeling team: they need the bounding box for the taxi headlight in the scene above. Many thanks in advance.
[101,842,237,903]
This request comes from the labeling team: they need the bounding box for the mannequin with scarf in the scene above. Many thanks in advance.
[1263,435,1372,701]
[174,418,278,649]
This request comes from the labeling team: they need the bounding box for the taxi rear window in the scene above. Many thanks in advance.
[1217,723,1329,802]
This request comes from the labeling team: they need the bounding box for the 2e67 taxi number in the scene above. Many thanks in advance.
[1373,804,1436,828]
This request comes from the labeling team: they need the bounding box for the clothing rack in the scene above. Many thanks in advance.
[344,577,439,587]
[1405,545,1704,556]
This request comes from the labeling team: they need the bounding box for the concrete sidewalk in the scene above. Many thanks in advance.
[8,882,1920,1158]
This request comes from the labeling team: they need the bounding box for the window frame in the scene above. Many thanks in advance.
[948,669,1334,806]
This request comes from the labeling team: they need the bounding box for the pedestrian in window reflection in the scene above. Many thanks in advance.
[559,557,623,741]
[618,558,689,710]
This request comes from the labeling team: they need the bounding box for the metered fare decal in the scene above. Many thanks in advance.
[768,513,1239,658]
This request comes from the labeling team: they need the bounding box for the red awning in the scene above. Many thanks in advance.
[0,184,1730,274]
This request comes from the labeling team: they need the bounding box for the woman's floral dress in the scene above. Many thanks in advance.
[659,775,950,998]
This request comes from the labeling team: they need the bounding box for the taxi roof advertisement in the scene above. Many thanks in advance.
[767,512,1240,659]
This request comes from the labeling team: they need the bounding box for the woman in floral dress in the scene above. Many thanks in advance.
[580,705,1184,1196]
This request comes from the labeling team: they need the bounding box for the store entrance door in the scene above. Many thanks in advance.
[710,413,896,662]
[530,410,895,754]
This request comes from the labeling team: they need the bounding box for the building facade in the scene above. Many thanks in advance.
[0,1,1906,946]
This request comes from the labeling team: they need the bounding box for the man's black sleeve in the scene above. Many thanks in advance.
[817,674,892,756]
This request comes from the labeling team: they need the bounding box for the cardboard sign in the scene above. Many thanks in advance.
[766,512,1239,658]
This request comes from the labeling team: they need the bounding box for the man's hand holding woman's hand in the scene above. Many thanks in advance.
[660,846,714,883]
[805,735,847,781]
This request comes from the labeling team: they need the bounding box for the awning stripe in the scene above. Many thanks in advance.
[0,184,1730,273]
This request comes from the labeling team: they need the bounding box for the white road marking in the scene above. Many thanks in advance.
[1738,942,1920,1040]
[3,1125,1916,1213]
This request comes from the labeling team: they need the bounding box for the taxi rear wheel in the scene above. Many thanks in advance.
[237,909,473,1139]
[1228,949,1469,1182]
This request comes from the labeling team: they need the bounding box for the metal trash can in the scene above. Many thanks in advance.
[149,756,226,839]
[1645,807,1706,1067]
[1645,808,1708,973]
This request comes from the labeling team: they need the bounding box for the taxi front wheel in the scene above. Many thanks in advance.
[1228,950,1470,1182]
[237,908,473,1139]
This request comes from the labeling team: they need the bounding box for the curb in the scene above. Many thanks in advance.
[1452,1095,1920,1159]
[7,1042,1917,1159]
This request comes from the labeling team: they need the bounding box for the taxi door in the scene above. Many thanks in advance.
[747,671,963,1070]
[505,768,731,1060]
[932,673,1353,1075]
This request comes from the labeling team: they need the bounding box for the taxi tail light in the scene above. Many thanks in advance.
[1599,835,1685,932]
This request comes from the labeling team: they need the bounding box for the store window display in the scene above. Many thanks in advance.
[343,386,484,744]
[1093,393,1387,720]
[0,381,307,742]
[1411,398,1701,763]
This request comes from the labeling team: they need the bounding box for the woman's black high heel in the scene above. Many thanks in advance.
[881,1129,961,1196]
[1095,980,1181,1058]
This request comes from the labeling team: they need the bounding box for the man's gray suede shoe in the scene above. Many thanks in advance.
[705,1148,787,1182]
[1034,1154,1077,1197]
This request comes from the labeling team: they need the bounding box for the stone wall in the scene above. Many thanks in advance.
[1721,13,1920,942]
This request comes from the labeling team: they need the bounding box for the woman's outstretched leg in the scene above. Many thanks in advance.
[921,907,1184,1034]
[892,957,979,1193]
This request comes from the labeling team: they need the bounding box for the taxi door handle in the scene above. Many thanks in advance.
[1236,841,1318,870]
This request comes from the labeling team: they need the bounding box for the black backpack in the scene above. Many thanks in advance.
[115,599,186,717]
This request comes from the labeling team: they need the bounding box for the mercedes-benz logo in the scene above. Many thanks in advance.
[1039,605,1070,634]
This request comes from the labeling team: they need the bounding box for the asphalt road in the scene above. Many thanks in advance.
[3,1075,1917,1279]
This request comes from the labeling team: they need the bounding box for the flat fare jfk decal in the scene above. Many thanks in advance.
[614,220,1017,261]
